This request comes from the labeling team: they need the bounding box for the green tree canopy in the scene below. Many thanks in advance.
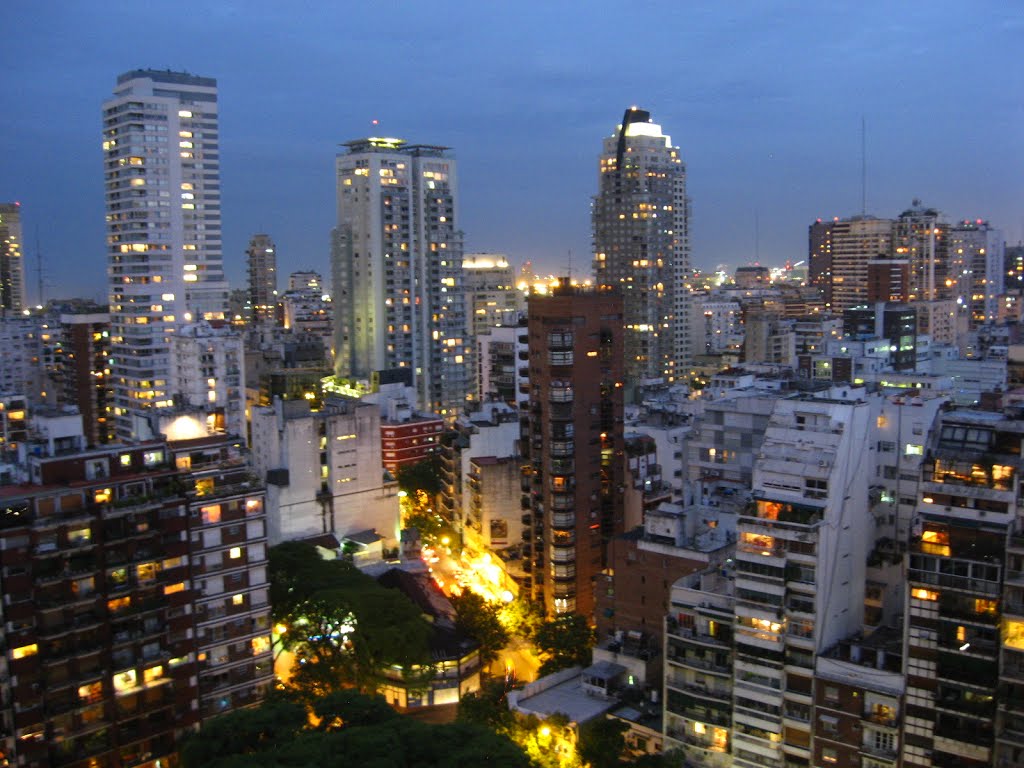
[534,613,596,676]
[269,542,433,696]
[181,690,532,768]
[451,590,510,668]
[395,455,442,496]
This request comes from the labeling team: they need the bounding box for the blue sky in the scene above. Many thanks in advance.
[2,1,1021,303]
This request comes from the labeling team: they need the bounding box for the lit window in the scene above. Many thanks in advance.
[201,505,221,524]
[113,669,137,693]
[163,582,185,596]
[178,110,192,118]
[232,594,244,606]
[911,588,938,601]
[143,666,164,685]
[119,454,132,467]
[11,643,38,660]
[229,547,242,559]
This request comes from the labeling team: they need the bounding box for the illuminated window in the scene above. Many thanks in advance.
[911,588,939,601]
[975,598,998,615]
[693,722,706,735]
[119,453,132,467]
[229,547,242,559]
[905,444,924,456]
[163,582,185,596]
[107,596,131,613]
[11,643,38,660]
[143,666,163,685]
[78,682,103,702]
[232,594,245,606]
[136,562,158,583]
[201,505,221,524]
[921,529,951,556]
[94,488,112,504]
[113,669,137,693]
[143,450,163,467]
[252,636,271,655]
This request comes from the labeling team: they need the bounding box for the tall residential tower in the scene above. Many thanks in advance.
[103,69,228,439]
[246,234,278,324]
[332,137,471,419]
[593,108,692,393]
[0,202,25,313]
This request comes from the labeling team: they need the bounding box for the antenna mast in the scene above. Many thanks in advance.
[35,226,44,307]
[861,116,867,216]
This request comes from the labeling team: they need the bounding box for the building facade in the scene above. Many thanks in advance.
[332,137,471,419]
[245,234,277,324]
[103,70,229,439]
[0,203,25,313]
[593,108,692,391]
[521,281,625,617]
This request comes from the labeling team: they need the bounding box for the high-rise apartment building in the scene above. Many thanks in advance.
[732,397,872,768]
[829,216,894,315]
[0,423,272,767]
[0,203,25,313]
[332,137,471,419]
[246,234,277,324]
[949,219,1005,329]
[521,281,624,618]
[462,253,524,337]
[593,108,692,393]
[47,311,114,446]
[809,219,834,308]
[894,201,950,304]
[103,69,229,440]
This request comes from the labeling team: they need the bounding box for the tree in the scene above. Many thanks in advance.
[451,590,510,668]
[578,717,629,768]
[396,455,442,496]
[179,696,307,767]
[269,543,434,697]
[456,678,516,732]
[499,595,544,640]
[534,613,596,676]
[181,690,532,768]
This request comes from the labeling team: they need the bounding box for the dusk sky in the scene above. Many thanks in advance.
[3,1,1021,303]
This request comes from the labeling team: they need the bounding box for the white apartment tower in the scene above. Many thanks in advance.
[593,107,692,392]
[949,219,1005,329]
[103,69,229,440]
[332,137,471,419]
[733,396,872,768]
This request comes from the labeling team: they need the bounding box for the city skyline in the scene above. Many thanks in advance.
[2,1,1022,302]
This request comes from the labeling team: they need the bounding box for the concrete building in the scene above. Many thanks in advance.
[462,253,524,337]
[332,137,471,420]
[249,396,398,546]
[697,300,743,354]
[246,234,277,324]
[522,281,625,617]
[593,108,692,390]
[170,321,245,442]
[47,312,113,446]
[949,219,1005,329]
[809,218,834,308]
[904,408,1022,767]
[476,323,529,408]
[731,395,872,768]
[0,424,272,767]
[830,216,894,315]
[0,314,42,400]
[0,202,25,313]
[894,201,949,304]
[103,70,229,439]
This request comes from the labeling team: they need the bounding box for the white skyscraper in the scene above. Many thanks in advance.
[332,137,471,419]
[593,107,692,392]
[103,69,228,439]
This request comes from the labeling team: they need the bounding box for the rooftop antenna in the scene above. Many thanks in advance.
[34,226,44,307]
[567,249,573,283]
[754,212,760,264]
[861,116,867,216]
